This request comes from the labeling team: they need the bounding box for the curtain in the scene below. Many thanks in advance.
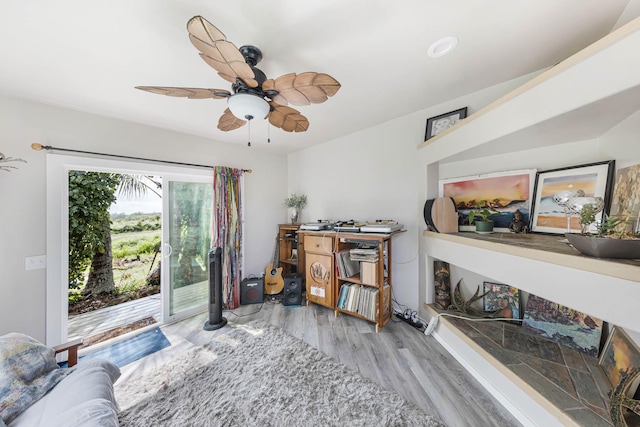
[212,166,244,309]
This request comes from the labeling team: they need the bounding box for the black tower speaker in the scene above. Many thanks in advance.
[203,247,228,331]
[283,274,303,307]
[240,277,264,305]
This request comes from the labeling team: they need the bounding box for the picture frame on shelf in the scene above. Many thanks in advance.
[609,163,640,235]
[482,282,521,320]
[439,169,536,232]
[529,160,615,235]
[424,107,467,140]
[599,326,640,390]
[522,294,604,357]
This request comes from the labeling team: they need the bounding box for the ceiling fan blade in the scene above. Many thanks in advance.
[268,104,309,132]
[218,108,247,131]
[136,86,231,99]
[187,16,258,88]
[263,72,341,106]
[186,15,226,43]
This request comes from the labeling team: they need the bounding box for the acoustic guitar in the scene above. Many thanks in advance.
[264,236,284,295]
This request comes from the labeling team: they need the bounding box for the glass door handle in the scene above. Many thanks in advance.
[163,243,173,257]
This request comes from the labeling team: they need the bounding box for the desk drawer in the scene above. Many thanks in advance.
[304,235,333,253]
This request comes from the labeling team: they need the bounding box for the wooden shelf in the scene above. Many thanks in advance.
[335,306,380,324]
[338,274,380,287]
[276,224,302,278]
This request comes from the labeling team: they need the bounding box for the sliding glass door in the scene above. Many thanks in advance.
[162,177,213,322]
[46,155,215,345]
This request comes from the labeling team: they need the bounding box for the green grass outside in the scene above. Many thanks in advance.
[69,213,162,306]
[112,231,161,259]
[111,231,161,294]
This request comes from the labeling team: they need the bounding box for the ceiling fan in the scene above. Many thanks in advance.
[136,16,341,145]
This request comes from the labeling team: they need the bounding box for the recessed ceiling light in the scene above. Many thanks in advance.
[428,36,458,58]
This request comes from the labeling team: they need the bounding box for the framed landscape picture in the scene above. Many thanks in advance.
[440,169,536,232]
[523,294,603,357]
[530,161,615,235]
[482,282,521,319]
[599,326,640,388]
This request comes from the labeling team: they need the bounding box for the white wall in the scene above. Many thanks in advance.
[287,73,540,312]
[0,94,288,342]
[288,117,422,310]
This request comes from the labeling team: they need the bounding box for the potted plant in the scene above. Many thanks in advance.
[283,193,307,224]
[565,204,640,259]
[467,202,498,234]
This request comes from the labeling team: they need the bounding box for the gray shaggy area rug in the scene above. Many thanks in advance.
[115,320,445,427]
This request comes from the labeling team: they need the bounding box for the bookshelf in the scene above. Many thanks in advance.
[300,230,403,332]
[277,224,304,277]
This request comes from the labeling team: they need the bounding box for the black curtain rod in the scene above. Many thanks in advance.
[30,143,252,173]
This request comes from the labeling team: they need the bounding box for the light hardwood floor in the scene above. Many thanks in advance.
[118,300,523,427]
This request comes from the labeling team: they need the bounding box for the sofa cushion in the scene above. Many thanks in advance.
[0,333,71,424]
[9,358,120,427]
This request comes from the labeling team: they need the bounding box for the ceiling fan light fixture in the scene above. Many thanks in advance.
[428,36,458,58]
[228,93,270,121]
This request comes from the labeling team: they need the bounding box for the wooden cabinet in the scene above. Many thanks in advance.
[300,230,402,332]
[302,234,341,308]
[304,251,334,307]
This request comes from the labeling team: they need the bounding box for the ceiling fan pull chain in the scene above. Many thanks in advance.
[268,122,271,143]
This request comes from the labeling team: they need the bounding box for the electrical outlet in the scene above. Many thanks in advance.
[25,255,46,271]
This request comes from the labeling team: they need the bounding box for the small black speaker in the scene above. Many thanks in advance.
[240,277,264,305]
[283,274,303,307]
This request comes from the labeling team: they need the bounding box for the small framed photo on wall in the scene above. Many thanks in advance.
[425,107,467,141]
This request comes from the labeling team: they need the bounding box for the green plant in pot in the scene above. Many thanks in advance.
[283,193,307,224]
[467,202,498,233]
[566,202,640,258]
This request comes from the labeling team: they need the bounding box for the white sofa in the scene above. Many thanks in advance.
[1,333,120,427]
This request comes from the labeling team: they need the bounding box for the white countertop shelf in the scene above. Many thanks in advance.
[423,230,640,332]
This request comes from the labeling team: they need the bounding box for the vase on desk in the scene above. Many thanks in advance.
[290,209,299,224]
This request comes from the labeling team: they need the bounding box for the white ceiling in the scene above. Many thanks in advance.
[1,1,639,154]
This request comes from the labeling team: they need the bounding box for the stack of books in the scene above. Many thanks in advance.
[336,282,387,321]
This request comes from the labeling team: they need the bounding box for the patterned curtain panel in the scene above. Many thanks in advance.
[212,167,244,309]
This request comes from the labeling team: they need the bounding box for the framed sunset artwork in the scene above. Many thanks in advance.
[439,169,536,232]
[599,326,640,388]
[530,161,615,235]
